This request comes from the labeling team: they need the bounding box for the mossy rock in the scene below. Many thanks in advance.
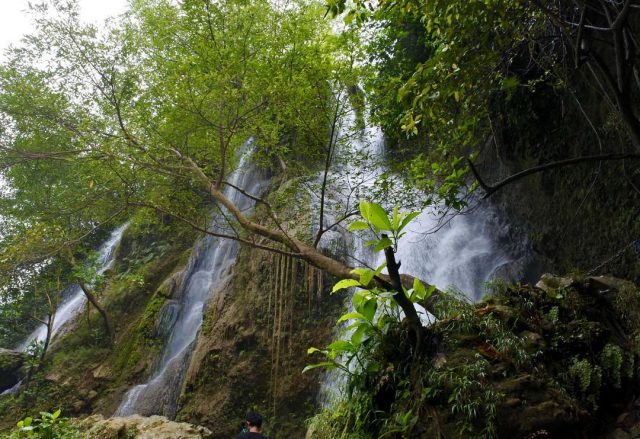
[0,349,25,392]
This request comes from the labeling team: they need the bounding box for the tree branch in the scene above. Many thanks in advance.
[469,152,640,197]
[129,201,302,258]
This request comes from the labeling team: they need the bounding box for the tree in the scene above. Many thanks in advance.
[0,221,115,348]
[329,0,640,197]
[0,0,439,346]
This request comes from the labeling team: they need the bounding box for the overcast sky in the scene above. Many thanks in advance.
[0,0,129,59]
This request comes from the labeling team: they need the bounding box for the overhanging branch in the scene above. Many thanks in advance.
[469,152,640,198]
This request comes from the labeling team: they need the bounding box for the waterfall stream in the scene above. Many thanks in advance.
[18,224,128,351]
[115,149,268,419]
[1,224,127,396]
[316,114,533,403]
[322,119,531,301]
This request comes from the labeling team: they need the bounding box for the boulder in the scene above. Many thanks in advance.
[0,348,26,392]
[77,414,212,438]
[535,273,574,293]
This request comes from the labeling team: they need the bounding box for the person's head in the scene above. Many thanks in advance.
[246,412,262,432]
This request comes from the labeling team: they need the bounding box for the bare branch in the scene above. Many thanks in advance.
[469,152,640,197]
[129,201,302,257]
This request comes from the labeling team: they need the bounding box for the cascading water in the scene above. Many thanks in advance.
[17,224,128,351]
[316,110,533,403]
[321,118,530,301]
[115,149,268,419]
[394,206,523,301]
[1,224,127,396]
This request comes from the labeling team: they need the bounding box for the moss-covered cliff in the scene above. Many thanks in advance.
[0,219,197,430]
[176,247,344,438]
[473,79,640,282]
[308,274,640,438]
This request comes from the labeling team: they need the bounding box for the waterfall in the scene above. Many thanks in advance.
[320,117,531,300]
[17,224,127,351]
[1,224,127,396]
[316,111,533,403]
[115,148,268,419]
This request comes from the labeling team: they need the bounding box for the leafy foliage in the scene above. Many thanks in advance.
[306,202,425,374]
[4,410,78,439]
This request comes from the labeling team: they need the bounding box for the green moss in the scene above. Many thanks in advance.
[308,277,640,439]
[137,294,167,340]
[0,218,198,426]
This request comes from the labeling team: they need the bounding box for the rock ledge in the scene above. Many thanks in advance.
[76,414,212,438]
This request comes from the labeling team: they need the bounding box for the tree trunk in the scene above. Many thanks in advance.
[79,282,114,346]
[382,237,424,352]
[41,314,53,364]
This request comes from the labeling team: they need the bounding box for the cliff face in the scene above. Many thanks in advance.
[175,248,344,438]
[0,221,197,429]
[475,82,640,282]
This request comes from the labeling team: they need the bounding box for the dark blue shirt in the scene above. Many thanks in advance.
[234,432,266,439]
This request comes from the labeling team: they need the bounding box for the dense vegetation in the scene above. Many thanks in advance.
[0,0,639,437]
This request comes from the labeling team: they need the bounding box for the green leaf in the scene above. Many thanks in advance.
[337,311,366,323]
[332,278,361,293]
[347,220,369,232]
[373,236,393,252]
[307,347,326,355]
[351,323,370,345]
[328,340,355,353]
[351,267,374,286]
[359,201,392,231]
[398,211,421,232]
[373,262,387,277]
[302,362,337,373]
[52,409,61,420]
[360,298,377,321]
[411,278,426,302]
[352,290,367,309]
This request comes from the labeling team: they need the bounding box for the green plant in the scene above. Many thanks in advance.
[11,410,78,439]
[569,358,595,393]
[422,356,500,439]
[304,202,430,374]
[23,340,44,371]
[601,344,624,388]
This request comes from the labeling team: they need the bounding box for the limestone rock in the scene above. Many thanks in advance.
[0,348,25,392]
[535,273,574,293]
[157,269,186,298]
[77,414,212,438]
[92,364,114,380]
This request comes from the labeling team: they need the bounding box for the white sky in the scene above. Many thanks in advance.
[0,0,129,59]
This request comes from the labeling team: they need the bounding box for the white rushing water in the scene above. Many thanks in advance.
[1,224,127,396]
[17,224,127,351]
[115,147,269,419]
[319,111,528,301]
[316,107,532,403]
